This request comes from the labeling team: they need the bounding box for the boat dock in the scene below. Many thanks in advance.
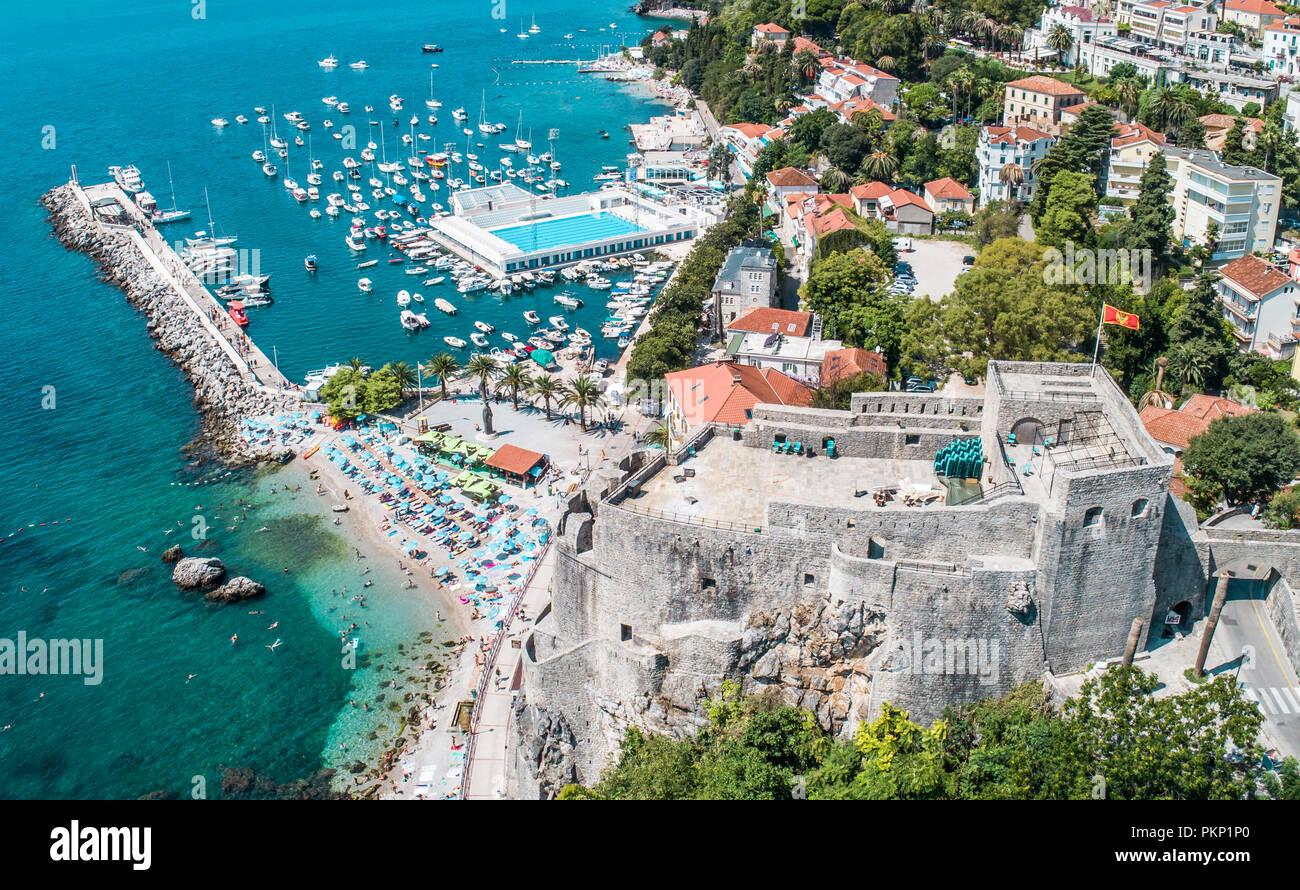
[71,179,294,394]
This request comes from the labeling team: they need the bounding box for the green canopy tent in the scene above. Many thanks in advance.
[531,349,555,369]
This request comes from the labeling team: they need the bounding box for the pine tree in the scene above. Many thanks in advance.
[1030,104,1115,223]
[1121,152,1174,265]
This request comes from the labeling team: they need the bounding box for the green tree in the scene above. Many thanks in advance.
[1036,170,1098,248]
[1116,151,1173,266]
[424,352,460,400]
[799,248,894,341]
[1167,272,1232,390]
[528,372,562,420]
[1182,412,1300,507]
[494,363,532,410]
[387,360,416,399]
[561,376,606,430]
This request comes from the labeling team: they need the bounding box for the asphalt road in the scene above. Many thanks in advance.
[1210,579,1300,760]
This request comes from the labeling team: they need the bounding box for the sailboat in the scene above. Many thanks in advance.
[153,160,191,224]
[515,114,531,152]
[477,90,494,136]
[529,14,540,34]
[425,69,441,110]
[517,18,528,39]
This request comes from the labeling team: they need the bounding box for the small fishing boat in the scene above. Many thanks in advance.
[471,332,489,348]
[357,260,378,269]
[305,254,318,272]
[396,289,411,307]
[400,310,422,330]
[411,292,424,303]
[473,320,494,333]
[358,278,373,293]
[523,310,540,324]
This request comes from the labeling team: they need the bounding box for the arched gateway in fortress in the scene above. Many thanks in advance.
[504,361,1298,798]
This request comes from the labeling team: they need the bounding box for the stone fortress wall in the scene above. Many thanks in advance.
[506,362,1296,798]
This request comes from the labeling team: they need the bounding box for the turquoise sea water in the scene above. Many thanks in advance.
[0,0,669,799]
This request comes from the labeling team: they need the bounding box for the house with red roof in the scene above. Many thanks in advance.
[1215,254,1300,358]
[977,125,1055,206]
[1224,0,1286,37]
[663,361,812,431]
[1002,76,1088,136]
[752,22,791,47]
[820,347,887,385]
[1199,113,1264,151]
[1025,5,1116,66]
[923,178,975,216]
[723,307,849,384]
[1139,395,1255,460]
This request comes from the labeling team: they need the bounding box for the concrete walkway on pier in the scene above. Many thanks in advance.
[463,547,556,800]
[77,181,294,394]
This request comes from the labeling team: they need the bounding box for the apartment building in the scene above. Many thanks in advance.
[1215,253,1300,357]
[1165,147,1281,261]
[711,245,779,331]
[1179,68,1277,110]
[1264,15,1300,76]
[977,125,1056,205]
[1003,75,1088,136]
[1104,122,1168,204]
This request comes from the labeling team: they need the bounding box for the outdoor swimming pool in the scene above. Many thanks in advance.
[489,212,647,252]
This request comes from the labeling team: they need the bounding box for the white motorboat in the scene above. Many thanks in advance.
[212,117,229,128]
[262,162,278,178]
[434,297,457,315]
[471,332,489,348]
[400,310,422,330]
[523,310,540,325]
[319,55,339,69]
[358,277,373,293]
[349,60,368,70]
[502,332,518,343]
[423,277,445,286]
[396,289,411,307]
[473,320,494,333]
[548,316,569,331]
[443,336,467,349]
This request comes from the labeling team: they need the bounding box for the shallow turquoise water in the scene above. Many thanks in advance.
[0,0,670,798]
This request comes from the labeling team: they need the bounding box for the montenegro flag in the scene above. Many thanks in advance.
[1102,304,1139,330]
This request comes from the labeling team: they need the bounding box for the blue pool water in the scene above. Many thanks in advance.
[2,0,678,799]
[490,212,647,253]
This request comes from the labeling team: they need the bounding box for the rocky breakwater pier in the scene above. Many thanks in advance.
[40,181,299,463]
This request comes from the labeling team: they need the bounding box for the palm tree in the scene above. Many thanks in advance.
[851,107,885,133]
[346,356,367,373]
[425,352,460,400]
[1138,357,1175,410]
[466,353,500,434]
[876,55,896,73]
[645,423,672,452]
[388,361,416,398]
[1047,24,1074,60]
[793,48,820,84]
[1115,77,1141,120]
[495,363,532,410]
[561,376,606,431]
[820,165,851,192]
[1259,122,1283,172]
[998,161,1025,200]
[1169,342,1208,390]
[529,373,562,420]
[863,150,899,182]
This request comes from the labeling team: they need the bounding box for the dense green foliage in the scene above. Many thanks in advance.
[563,668,1290,800]
[319,363,404,421]
[1182,412,1300,507]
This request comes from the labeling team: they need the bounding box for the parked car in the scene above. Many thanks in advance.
[906,381,937,393]
[961,255,975,266]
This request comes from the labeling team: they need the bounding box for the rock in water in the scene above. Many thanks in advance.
[206,576,266,603]
[161,545,184,564]
[172,557,227,590]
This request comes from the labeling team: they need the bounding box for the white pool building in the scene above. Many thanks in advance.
[427,183,720,276]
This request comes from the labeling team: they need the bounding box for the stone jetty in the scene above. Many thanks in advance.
[41,182,298,462]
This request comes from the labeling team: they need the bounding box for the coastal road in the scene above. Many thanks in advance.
[1209,577,1300,760]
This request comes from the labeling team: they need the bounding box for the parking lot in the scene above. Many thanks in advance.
[894,238,973,301]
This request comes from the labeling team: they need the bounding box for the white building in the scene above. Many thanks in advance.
[813,61,899,111]
[1104,122,1168,204]
[1215,253,1300,357]
[1263,15,1300,76]
[1177,68,1277,111]
[1164,147,1281,262]
[723,307,842,384]
[977,125,1056,205]
[1025,5,1118,66]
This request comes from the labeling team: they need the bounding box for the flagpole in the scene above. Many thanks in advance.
[1090,304,1104,378]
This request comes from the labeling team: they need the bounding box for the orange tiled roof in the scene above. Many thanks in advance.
[755,22,791,34]
[1226,0,1285,16]
[984,125,1053,145]
[924,177,973,200]
[484,443,546,476]
[1219,254,1292,299]
[664,361,812,426]
[728,307,813,337]
[766,167,819,188]
[1139,406,1209,451]
[885,188,932,212]
[1180,394,1256,422]
[723,122,771,139]
[851,181,893,200]
[806,206,858,236]
[1004,75,1087,97]
[821,348,887,384]
[1112,121,1166,147]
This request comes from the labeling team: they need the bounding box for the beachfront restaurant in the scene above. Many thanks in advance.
[483,443,547,487]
